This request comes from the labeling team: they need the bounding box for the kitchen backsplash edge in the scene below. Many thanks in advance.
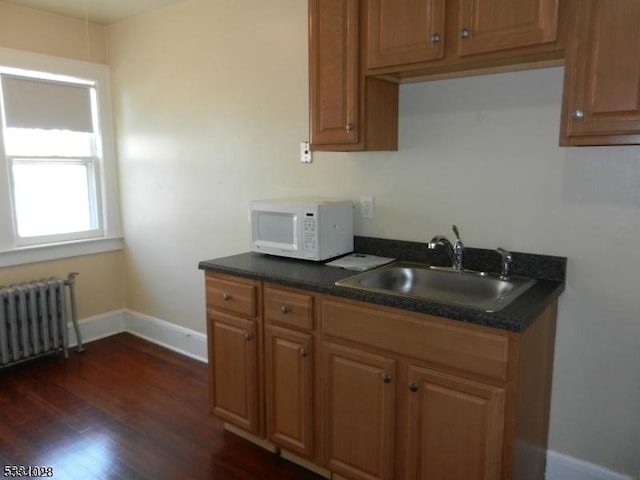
[354,235,567,282]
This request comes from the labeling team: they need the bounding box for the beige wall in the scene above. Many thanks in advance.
[0,3,124,318]
[0,252,125,319]
[0,2,107,64]
[106,0,640,476]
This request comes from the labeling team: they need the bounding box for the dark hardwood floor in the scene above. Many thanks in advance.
[0,333,323,479]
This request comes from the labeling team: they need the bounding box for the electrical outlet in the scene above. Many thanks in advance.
[360,195,374,219]
[300,141,312,163]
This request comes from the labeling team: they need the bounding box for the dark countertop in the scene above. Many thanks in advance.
[198,236,566,333]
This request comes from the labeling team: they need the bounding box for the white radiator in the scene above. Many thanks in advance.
[0,273,83,368]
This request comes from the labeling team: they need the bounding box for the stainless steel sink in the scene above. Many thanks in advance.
[335,262,536,312]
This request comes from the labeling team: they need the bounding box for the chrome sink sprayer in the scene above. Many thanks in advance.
[496,247,513,280]
[428,225,464,271]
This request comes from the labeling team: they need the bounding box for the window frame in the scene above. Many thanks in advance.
[0,47,122,267]
[8,156,104,246]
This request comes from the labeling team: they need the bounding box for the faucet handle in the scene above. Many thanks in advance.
[496,247,512,280]
[452,225,461,241]
[450,226,464,271]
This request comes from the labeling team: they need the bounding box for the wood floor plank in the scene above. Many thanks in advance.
[0,333,322,479]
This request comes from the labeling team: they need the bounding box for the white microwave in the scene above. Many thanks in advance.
[250,198,353,261]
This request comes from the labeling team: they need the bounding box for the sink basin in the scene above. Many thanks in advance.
[335,262,536,312]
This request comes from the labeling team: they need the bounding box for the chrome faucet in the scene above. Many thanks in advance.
[428,225,464,271]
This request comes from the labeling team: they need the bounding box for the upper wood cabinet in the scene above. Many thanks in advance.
[366,0,445,69]
[309,0,359,147]
[312,0,640,148]
[309,0,399,151]
[457,0,559,57]
[364,0,564,77]
[560,0,640,145]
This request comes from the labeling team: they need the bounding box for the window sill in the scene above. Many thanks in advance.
[0,237,124,268]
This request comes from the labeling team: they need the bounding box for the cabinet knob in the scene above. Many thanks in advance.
[571,109,585,120]
[345,123,354,133]
[281,305,289,314]
[382,373,392,384]
[222,293,231,301]
[431,33,441,43]
[459,28,470,39]
[300,348,309,358]
[408,382,419,392]
[243,332,253,341]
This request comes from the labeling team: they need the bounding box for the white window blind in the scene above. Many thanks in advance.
[1,75,94,132]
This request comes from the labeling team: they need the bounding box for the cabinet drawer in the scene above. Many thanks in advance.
[206,273,258,318]
[264,286,314,330]
[322,298,509,381]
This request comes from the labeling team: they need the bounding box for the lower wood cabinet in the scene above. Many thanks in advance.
[208,310,259,434]
[205,272,262,436]
[320,341,506,480]
[404,365,506,480]
[321,342,396,480]
[263,285,317,460]
[204,272,558,480]
[265,325,314,458]
[320,296,557,480]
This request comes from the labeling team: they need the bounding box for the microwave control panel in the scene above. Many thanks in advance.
[303,213,317,252]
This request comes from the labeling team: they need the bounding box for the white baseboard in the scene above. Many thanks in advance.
[66,309,207,363]
[67,310,126,348]
[123,310,208,363]
[546,451,635,480]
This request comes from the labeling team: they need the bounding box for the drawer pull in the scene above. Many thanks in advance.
[300,348,309,358]
[281,305,289,314]
[222,293,231,301]
[382,373,392,384]
[409,383,419,392]
[243,332,253,341]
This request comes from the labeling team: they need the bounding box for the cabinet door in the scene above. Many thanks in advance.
[265,326,314,458]
[309,0,359,146]
[457,0,558,56]
[208,312,259,434]
[560,0,640,145]
[366,0,445,69]
[405,365,505,480]
[322,342,396,480]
